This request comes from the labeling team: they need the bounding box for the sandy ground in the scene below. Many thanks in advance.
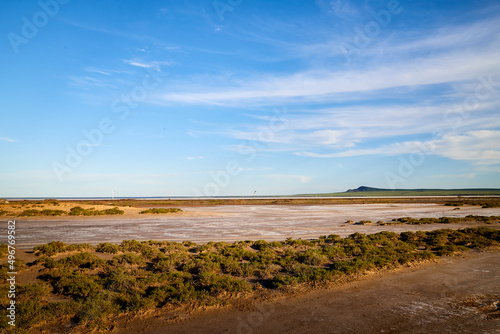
[2,203,500,249]
[112,249,500,334]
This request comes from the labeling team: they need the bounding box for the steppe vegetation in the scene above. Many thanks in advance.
[1,226,499,332]
[375,215,500,226]
[139,208,183,214]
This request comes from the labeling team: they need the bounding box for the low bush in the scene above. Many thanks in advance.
[55,272,103,299]
[101,207,124,215]
[112,253,146,266]
[66,243,95,252]
[69,206,124,216]
[75,291,120,329]
[96,242,120,254]
[18,209,67,216]
[197,272,251,295]
[58,252,105,269]
[0,210,15,216]
[41,209,66,216]
[139,208,182,214]
[34,241,67,256]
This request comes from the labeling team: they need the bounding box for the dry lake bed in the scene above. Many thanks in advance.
[8,203,500,249]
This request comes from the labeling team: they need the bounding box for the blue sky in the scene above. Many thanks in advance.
[1,0,500,197]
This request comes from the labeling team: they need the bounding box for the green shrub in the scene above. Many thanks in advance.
[0,288,74,330]
[34,241,67,256]
[18,208,67,216]
[252,240,270,250]
[101,207,124,215]
[66,243,94,252]
[116,290,152,311]
[56,272,103,299]
[269,274,298,289]
[96,242,120,254]
[139,208,182,214]
[434,244,469,256]
[299,249,328,266]
[105,269,138,293]
[69,206,93,216]
[0,210,15,216]
[120,240,144,253]
[75,291,120,329]
[18,209,42,217]
[197,272,251,295]
[58,252,105,269]
[34,256,59,268]
[40,209,67,216]
[69,206,124,216]
[356,220,373,225]
[18,282,51,302]
[112,253,146,266]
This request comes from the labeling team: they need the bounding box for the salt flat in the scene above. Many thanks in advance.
[9,203,500,249]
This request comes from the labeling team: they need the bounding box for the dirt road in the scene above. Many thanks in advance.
[114,249,500,334]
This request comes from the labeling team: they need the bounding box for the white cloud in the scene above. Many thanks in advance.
[296,130,500,167]
[153,14,500,107]
[157,50,500,106]
[433,130,500,165]
[0,137,16,143]
[123,59,172,69]
[221,96,500,154]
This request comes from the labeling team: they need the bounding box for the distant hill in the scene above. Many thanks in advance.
[296,186,500,197]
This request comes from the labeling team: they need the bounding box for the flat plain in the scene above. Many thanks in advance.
[1,197,499,333]
[5,200,500,249]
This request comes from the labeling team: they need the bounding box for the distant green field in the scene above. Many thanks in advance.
[297,189,500,197]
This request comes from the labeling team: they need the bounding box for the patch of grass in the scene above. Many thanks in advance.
[18,209,67,217]
[69,206,124,216]
[139,208,183,214]
[96,242,120,254]
[58,252,106,269]
[391,215,500,225]
[75,291,120,330]
[34,241,67,256]
[445,200,500,208]
[56,272,103,299]
[0,210,15,216]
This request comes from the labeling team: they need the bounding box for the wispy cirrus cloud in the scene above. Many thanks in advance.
[0,137,16,143]
[296,130,500,167]
[152,12,500,106]
[123,59,173,69]
[156,49,500,106]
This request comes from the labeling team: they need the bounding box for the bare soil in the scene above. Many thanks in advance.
[110,249,500,334]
